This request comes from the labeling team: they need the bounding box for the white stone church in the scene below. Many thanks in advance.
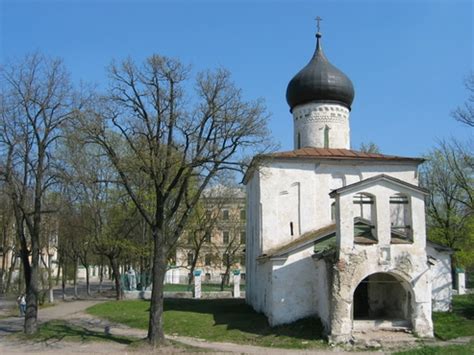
[244,28,453,342]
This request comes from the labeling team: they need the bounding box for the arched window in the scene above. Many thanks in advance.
[324,125,330,148]
[390,193,412,242]
[353,193,377,243]
[331,201,336,221]
[330,175,345,222]
[353,193,375,222]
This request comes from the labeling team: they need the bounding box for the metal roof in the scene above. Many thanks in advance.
[329,174,429,197]
[242,148,424,185]
[263,147,424,162]
[286,32,355,111]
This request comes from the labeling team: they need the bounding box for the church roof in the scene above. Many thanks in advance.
[329,174,429,197]
[258,223,336,260]
[266,147,424,162]
[243,148,424,184]
[286,31,355,111]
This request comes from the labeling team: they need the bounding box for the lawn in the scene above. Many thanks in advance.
[394,294,474,355]
[87,294,474,350]
[395,341,474,355]
[87,298,326,349]
[432,294,474,340]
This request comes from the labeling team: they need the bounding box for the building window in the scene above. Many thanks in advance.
[205,254,211,266]
[353,193,377,243]
[240,209,246,220]
[297,132,301,149]
[241,273,246,281]
[205,233,211,243]
[187,253,193,266]
[290,222,294,236]
[324,125,330,148]
[331,201,336,221]
[222,209,229,220]
[240,253,246,265]
[223,231,229,244]
[240,231,246,244]
[205,273,211,282]
[353,193,375,222]
[187,234,194,245]
[390,194,412,241]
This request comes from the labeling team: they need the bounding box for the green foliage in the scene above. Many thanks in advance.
[87,299,326,349]
[421,142,474,268]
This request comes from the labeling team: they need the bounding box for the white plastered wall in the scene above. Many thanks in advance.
[245,159,420,326]
[255,161,418,254]
[293,102,350,149]
[330,180,433,341]
[427,244,453,312]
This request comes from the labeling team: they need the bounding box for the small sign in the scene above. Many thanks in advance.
[194,269,202,276]
[233,269,240,275]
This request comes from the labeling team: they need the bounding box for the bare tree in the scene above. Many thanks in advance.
[359,142,380,154]
[179,184,240,286]
[452,73,474,127]
[0,53,79,334]
[80,55,273,346]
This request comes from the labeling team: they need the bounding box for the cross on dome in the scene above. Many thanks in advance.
[315,16,323,33]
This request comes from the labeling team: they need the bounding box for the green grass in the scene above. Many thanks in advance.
[86,294,474,350]
[432,294,474,340]
[394,340,474,355]
[163,283,245,292]
[87,298,326,349]
[395,295,474,354]
[14,320,137,345]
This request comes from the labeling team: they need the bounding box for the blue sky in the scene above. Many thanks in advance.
[1,0,472,157]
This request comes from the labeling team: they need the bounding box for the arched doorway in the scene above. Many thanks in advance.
[353,273,412,323]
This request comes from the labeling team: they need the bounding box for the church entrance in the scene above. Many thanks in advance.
[352,273,412,329]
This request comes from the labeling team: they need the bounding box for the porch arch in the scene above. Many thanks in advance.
[352,272,413,324]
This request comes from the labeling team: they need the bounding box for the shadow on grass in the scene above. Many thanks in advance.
[453,294,474,319]
[24,320,134,345]
[163,298,325,341]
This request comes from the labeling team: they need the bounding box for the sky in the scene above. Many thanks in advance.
[1,0,472,157]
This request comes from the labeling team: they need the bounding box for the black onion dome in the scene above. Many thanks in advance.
[286,32,355,111]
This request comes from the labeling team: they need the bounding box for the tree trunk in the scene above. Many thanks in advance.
[73,260,78,298]
[55,262,61,286]
[61,262,66,301]
[48,255,54,303]
[85,264,91,297]
[21,248,39,334]
[109,257,123,300]
[98,264,103,293]
[147,228,167,347]
[187,255,198,287]
[220,265,231,291]
[5,254,17,294]
[18,261,23,294]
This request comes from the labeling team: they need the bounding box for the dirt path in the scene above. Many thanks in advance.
[0,299,472,354]
[0,299,371,354]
